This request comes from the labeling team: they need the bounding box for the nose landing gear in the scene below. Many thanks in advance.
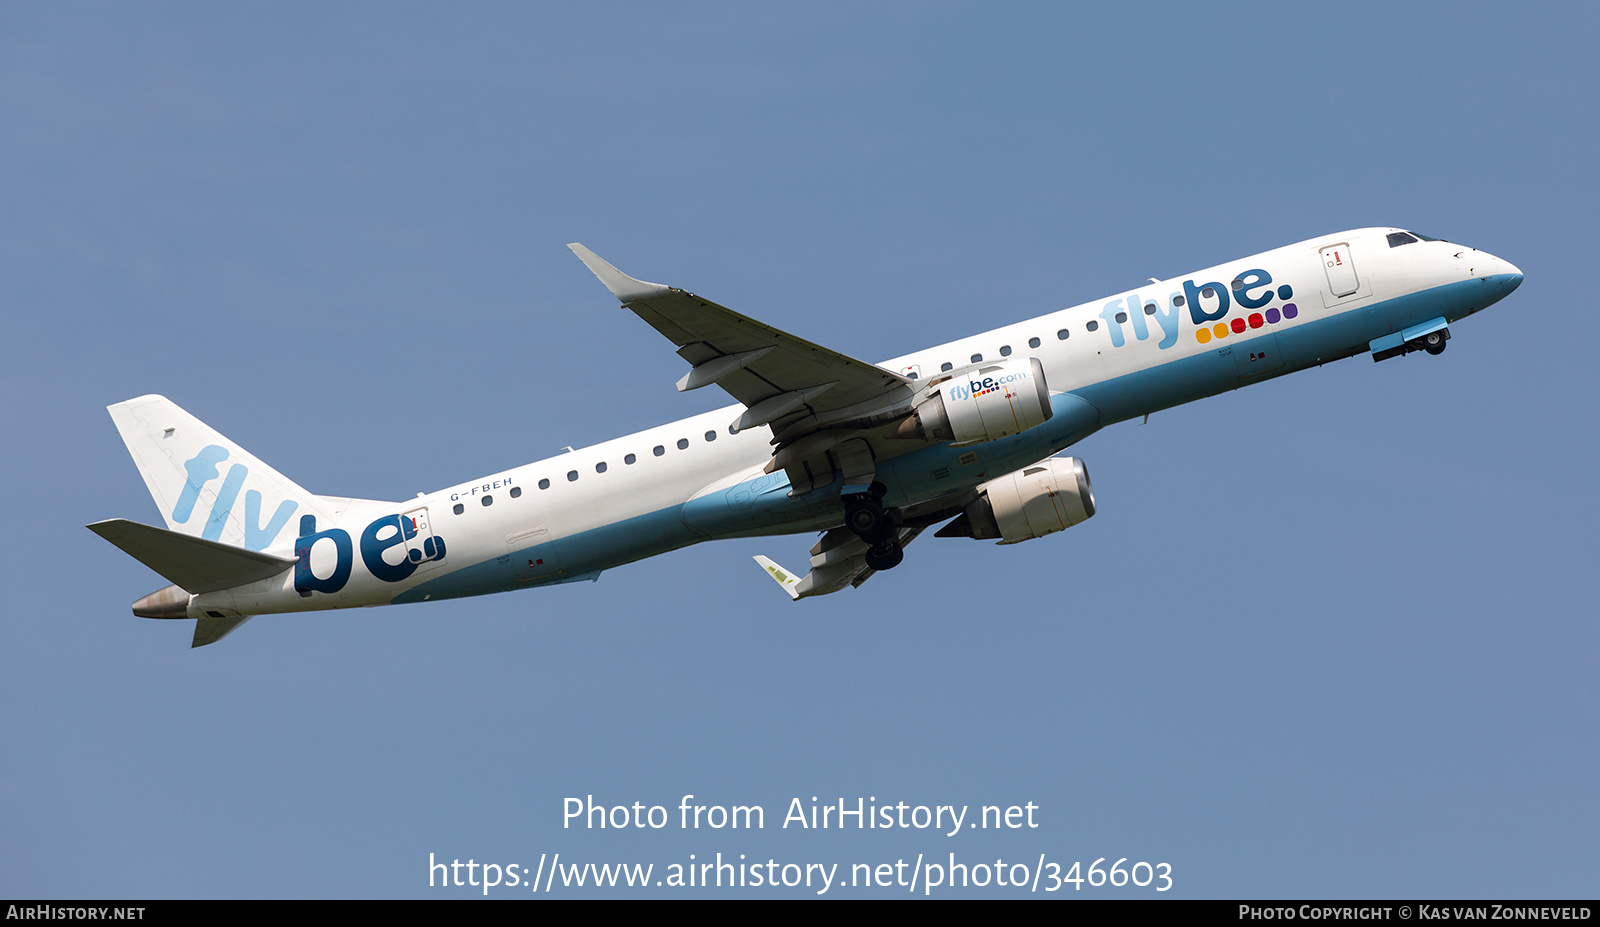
[1371,320,1451,363]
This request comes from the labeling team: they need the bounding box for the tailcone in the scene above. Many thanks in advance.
[133,584,191,619]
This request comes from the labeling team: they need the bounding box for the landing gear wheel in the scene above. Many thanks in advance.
[845,497,886,537]
[1423,330,1447,355]
[843,484,900,543]
[865,539,904,571]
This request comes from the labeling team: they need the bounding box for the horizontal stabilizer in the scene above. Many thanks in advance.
[193,615,253,648]
[87,519,295,594]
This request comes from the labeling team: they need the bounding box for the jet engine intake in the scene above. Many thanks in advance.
[936,457,1095,543]
[890,357,1052,446]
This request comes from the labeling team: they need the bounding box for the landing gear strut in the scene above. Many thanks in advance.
[843,482,905,569]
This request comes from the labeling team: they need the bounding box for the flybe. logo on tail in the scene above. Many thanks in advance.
[173,444,297,551]
[1095,268,1299,350]
[175,445,448,595]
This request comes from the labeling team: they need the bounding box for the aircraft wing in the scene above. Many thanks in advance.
[754,524,926,600]
[568,244,913,443]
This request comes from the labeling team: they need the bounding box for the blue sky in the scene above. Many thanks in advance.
[3,2,1595,898]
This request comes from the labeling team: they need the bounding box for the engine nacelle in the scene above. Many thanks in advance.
[891,357,1052,447]
[937,457,1096,544]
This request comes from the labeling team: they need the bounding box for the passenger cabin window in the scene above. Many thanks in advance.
[940,362,953,372]
[510,486,522,498]
[539,478,550,489]
[970,353,982,363]
[653,445,665,456]
[482,495,493,506]
[453,503,464,515]
[595,461,607,473]
[677,438,689,450]
[704,430,716,442]
[1056,329,1069,340]
[1086,320,1099,332]
[567,470,579,481]
[1387,231,1419,247]
[999,345,1012,356]
[625,453,637,465]
[1029,336,1041,348]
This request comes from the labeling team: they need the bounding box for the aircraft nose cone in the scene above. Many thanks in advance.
[1487,253,1523,291]
[1468,249,1522,292]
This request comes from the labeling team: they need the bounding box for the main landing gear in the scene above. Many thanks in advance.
[1421,329,1447,355]
[843,482,905,571]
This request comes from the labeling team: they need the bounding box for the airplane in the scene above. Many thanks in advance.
[89,229,1523,647]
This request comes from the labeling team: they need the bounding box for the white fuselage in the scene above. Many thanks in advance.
[189,228,1522,620]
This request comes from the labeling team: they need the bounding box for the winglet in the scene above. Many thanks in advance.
[567,244,672,303]
[752,555,801,601]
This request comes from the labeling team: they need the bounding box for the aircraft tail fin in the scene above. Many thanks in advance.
[106,395,331,553]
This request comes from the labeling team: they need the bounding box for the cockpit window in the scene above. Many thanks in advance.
[1387,232,1418,247]
[1409,231,1445,242]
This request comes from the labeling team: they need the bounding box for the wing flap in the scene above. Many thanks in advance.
[754,525,925,600]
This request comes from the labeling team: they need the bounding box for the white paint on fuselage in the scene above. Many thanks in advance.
[199,228,1519,618]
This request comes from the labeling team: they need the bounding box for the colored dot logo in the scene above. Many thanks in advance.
[1195,302,1297,344]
